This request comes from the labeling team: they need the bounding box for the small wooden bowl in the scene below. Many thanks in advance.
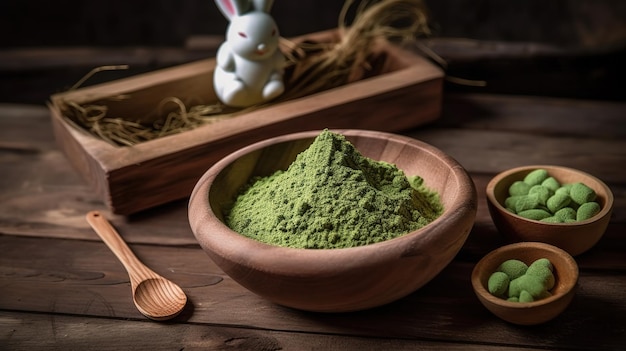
[471,242,579,325]
[188,129,477,312]
[486,165,613,256]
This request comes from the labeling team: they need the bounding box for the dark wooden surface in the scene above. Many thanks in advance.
[1,90,625,350]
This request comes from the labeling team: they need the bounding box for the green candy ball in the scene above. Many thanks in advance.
[488,271,510,297]
[509,275,547,299]
[541,177,561,192]
[570,182,596,205]
[515,194,540,213]
[555,186,571,196]
[531,258,553,271]
[577,201,601,221]
[554,207,577,221]
[541,216,562,223]
[527,260,555,290]
[523,169,549,186]
[518,209,552,221]
[505,195,523,211]
[498,259,528,280]
[519,290,535,303]
[509,181,531,196]
[547,193,571,213]
[529,185,551,206]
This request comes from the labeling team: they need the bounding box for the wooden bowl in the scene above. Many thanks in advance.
[486,165,613,256]
[188,129,477,312]
[471,242,578,325]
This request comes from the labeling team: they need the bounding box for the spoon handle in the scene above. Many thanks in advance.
[86,211,156,283]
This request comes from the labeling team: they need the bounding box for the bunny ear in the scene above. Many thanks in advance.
[214,0,251,19]
[251,0,274,13]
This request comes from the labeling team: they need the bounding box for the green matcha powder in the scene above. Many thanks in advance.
[226,130,443,249]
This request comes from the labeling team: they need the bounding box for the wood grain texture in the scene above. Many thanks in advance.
[1,235,624,350]
[1,311,545,351]
[1,93,625,350]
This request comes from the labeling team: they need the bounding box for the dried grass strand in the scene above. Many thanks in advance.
[281,0,430,100]
[70,65,130,91]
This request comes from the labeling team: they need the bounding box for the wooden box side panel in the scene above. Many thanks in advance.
[49,105,111,205]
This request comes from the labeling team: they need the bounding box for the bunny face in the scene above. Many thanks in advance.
[227,12,279,61]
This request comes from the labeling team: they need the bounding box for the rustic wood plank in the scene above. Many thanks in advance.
[1,235,624,350]
[407,128,626,184]
[1,96,625,350]
[0,103,55,150]
[436,93,626,138]
[0,311,542,351]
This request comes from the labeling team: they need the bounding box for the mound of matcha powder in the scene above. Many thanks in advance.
[226,130,443,249]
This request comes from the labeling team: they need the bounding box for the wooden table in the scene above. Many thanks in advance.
[1,93,625,350]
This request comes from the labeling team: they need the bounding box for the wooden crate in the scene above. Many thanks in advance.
[49,31,444,215]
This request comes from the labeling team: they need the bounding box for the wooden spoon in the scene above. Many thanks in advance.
[86,211,187,321]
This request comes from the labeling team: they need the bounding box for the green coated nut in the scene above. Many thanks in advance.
[570,182,596,205]
[515,194,540,213]
[547,193,571,213]
[555,186,570,196]
[577,201,601,221]
[509,275,547,299]
[518,209,552,221]
[531,258,553,271]
[519,290,535,303]
[554,207,577,221]
[541,177,561,192]
[529,185,551,206]
[498,258,555,303]
[539,290,553,299]
[527,260,555,290]
[541,216,562,223]
[498,259,528,280]
[488,271,510,297]
[509,181,531,196]
[504,195,523,211]
[523,169,549,186]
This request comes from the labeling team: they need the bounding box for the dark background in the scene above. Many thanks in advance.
[1,0,625,103]
[2,0,625,48]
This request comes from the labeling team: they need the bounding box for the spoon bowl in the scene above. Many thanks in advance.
[133,278,188,321]
[86,211,187,320]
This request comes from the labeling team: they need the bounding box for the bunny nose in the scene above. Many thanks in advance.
[257,43,266,52]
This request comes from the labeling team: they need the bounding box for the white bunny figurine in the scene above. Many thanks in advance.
[213,0,285,108]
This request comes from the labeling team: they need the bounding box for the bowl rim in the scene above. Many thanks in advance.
[188,128,477,274]
[485,164,614,226]
[471,241,579,309]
